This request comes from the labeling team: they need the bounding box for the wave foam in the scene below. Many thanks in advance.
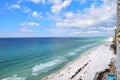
[81,46,86,49]
[68,52,77,56]
[1,75,26,80]
[32,59,63,76]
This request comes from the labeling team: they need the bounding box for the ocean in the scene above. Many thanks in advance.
[0,37,107,80]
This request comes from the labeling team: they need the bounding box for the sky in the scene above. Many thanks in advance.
[0,0,117,37]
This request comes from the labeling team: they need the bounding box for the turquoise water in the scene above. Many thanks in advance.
[108,75,114,80]
[0,37,107,80]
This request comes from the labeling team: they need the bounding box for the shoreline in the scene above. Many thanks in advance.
[42,38,116,80]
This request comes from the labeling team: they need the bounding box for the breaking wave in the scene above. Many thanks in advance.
[32,58,66,76]
[1,75,26,80]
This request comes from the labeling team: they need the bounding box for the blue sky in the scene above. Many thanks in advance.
[0,0,116,37]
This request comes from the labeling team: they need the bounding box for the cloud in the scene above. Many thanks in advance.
[70,31,81,35]
[32,11,41,18]
[71,30,99,35]
[20,22,40,33]
[20,28,34,32]
[86,30,99,34]
[20,22,40,27]
[100,26,116,31]
[48,28,67,34]
[29,0,45,4]
[49,0,72,13]
[56,14,95,28]
[22,7,42,19]
[55,0,116,28]
[6,4,20,9]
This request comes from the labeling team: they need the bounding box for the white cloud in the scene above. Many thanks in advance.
[20,22,40,27]
[55,0,116,29]
[56,18,95,28]
[17,0,45,4]
[48,27,100,36]
[50,0,72,13]
[64,12,74,18]
[71,31,81,34]
[86,30,99,34]
[20,28,34,32]
[71,30,99,35]
[20,22,40,33]
[100,26,116,31]
[75,0,86,3]
[46,0,116,37]
[29,0,45,4]
[6,4,20,9]
[32,11,41,18]
[48,28,67,34]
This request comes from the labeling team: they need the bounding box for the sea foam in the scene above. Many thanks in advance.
[68,52,76,56]
[32,59,64,76]
[1,75,26,80]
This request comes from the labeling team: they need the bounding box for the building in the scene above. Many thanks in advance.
[116,0,120,79]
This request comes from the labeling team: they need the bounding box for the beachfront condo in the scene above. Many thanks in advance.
[117,0,120,79]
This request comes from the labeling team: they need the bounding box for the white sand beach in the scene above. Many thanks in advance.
[42,38,116,80]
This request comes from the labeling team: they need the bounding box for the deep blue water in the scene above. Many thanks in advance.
[0,37,107,80]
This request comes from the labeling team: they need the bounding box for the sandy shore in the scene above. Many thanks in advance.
[42,38,116,80]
